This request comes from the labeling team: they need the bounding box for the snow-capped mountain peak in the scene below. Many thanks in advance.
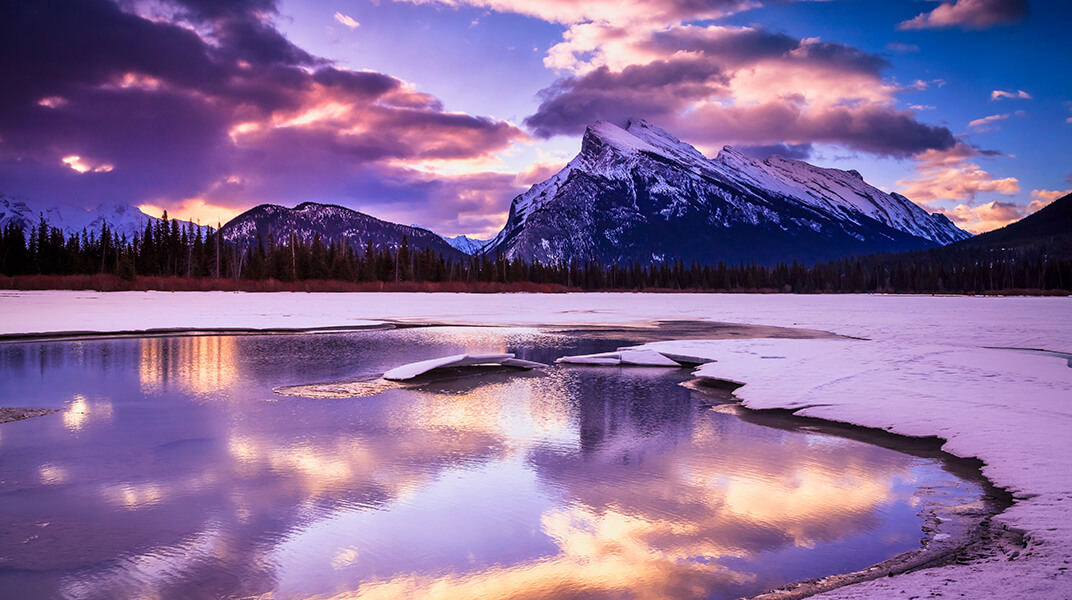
[442,234,487,255]
[485,118,970,265]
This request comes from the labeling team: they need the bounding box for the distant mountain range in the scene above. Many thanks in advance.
[483,119,969,266]
[0,195,202,241]
[220,202,465,259]
[4,120,981,267]
[443,234,487,255]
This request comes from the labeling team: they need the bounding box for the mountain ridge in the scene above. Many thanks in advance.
[0,195,203,241]
[220,202,465,259]
[485,119,968,266]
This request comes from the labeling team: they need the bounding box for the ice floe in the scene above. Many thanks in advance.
[383,353,546,381]
[556,348,710,367]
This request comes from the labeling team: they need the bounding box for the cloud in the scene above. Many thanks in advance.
[525,56,730,138]
[939,190,1062,234]
[896,142,1019,205]
[735,143,814,161]
[525,24,954,157]
[885,41,920,54]
[1030,188,1071,207]
[899,0,1028,30]
[394,0,761,27]
[941,200,1027,234]
[333,12,360,28]
[0,0,526,232]
[687,101,956,157]
[990,89,1032,100]
[967,110,1023,131]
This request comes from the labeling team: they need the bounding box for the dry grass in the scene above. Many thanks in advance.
[0,275,1066,295]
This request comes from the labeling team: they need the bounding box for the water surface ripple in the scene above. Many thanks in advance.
[0,328,985,599]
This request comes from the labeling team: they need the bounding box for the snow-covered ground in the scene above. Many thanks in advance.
[2,291,1070,598]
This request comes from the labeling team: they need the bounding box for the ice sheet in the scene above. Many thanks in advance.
[1,291,1070,597]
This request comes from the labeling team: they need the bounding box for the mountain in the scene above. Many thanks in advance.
[484,119,969,266]
[0,196,34,231]
[221,202,465,259]
[443,234,487,255]
[0,195,200,240]
[953,192,1071,254]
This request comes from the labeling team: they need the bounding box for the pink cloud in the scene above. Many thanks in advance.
[941,200,1027,234]
[1030,189,1071,210]
[899,0,1028,31]
[897,143,1019,204]
[939,189,1064,234]
[395,0,759,27]
[991,89,1032,100]
[967,110,1023,131]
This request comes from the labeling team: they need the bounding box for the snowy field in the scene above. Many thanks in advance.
[2,291,1070,598]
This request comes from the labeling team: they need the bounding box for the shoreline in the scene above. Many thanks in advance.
[0,407,59,425]
[692,391,1018,600]
[1,291,1068,598]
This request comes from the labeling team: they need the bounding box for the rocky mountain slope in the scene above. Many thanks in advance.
[220,202,465,259]
[484,119,969,265]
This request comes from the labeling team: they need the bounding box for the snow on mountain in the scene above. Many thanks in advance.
[0,196,203,241]
[0,196,35,231]
[220,202,465,259]
[712,148,969,246]
[485,119,969,266]
[442,234,487,255]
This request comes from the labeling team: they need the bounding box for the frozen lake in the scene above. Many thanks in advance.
[0,326,988,599]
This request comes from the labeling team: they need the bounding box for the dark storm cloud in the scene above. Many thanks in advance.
[735,143,814,161]
[0,0,222,112]
[646,26,888,74]
[525,57,729,138]
[0,0,524,216]
[899,0,1028,30]
[691,101,957,158]
[788,40,890,75]
[168,0,279,20]
[312,68,401,98]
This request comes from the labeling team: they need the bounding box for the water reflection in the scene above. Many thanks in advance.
[0,330,983,600]
[61,395,114,430]
[139,336,239,395]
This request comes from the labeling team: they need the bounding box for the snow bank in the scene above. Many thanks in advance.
[2,291,1070,598]
[634,337,1071,599]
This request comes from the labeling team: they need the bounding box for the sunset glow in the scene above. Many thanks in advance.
[1,0,1065,236]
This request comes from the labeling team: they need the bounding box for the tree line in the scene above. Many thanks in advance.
[1,214,1069,293]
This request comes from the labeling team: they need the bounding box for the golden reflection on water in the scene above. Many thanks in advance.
[139,336,238,395]
[226,432,441,503]
[395,376,576,451]
[318,511,752,600]
[38,463,68,485]
[62,395,113,430]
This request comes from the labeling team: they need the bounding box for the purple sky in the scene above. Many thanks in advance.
[1,0,1068,236]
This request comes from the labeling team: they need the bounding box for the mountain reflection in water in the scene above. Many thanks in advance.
[0,328,983,600]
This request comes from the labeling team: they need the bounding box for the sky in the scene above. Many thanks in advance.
[1,0,1069,238]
